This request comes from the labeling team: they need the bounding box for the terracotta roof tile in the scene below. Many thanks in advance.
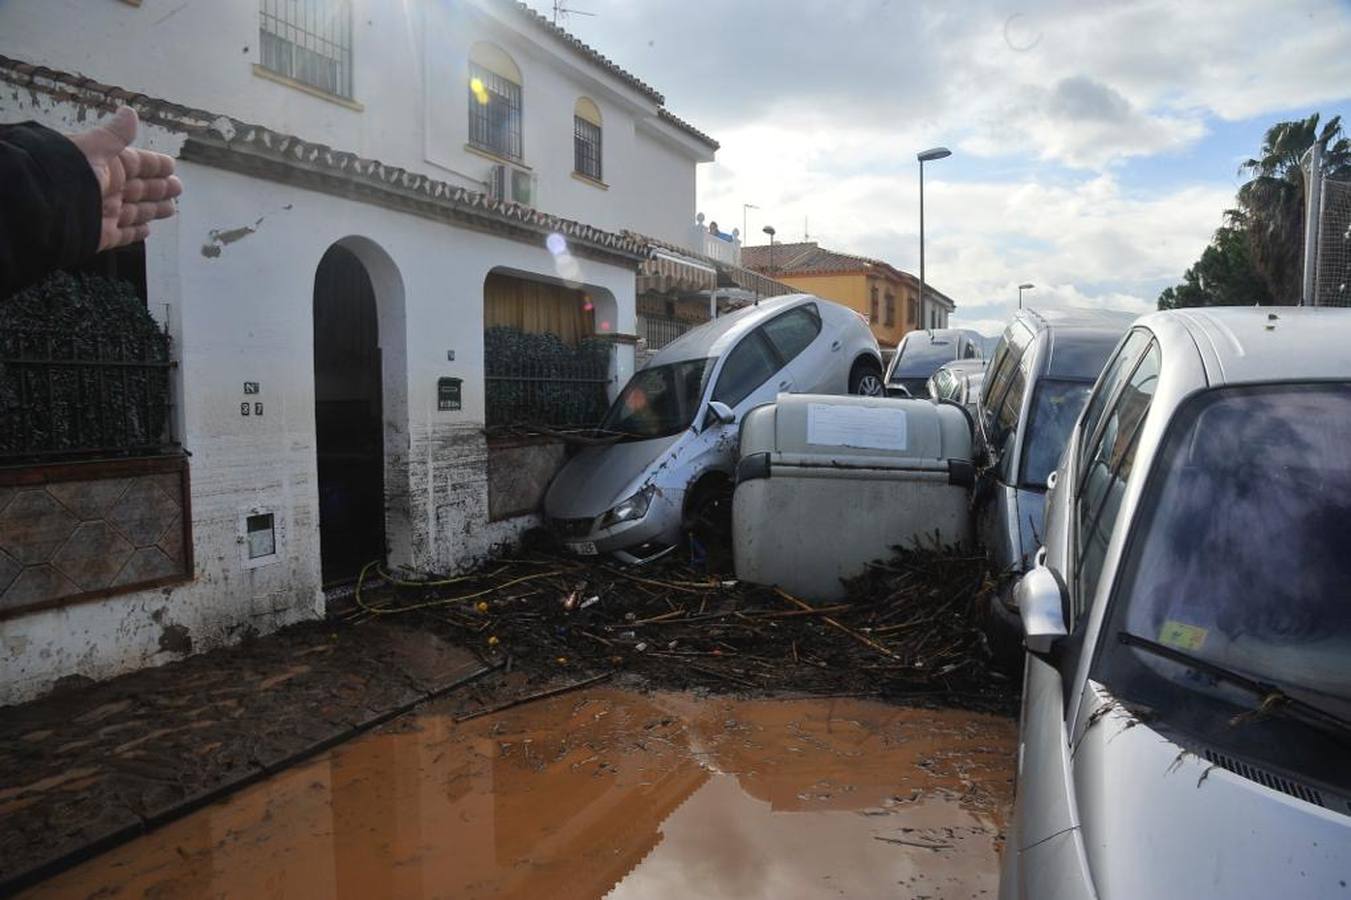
[656,108,718,150]
[0,54,649,263]
[742,241,956,307]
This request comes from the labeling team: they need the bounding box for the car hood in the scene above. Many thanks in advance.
[1071,683,1350,899]
[544,433,683,519]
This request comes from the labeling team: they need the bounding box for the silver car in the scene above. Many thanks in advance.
[884,327,984,397]
[544,295,883,563]
[926,357,987,416]
[975,307,1135,577]
[1002,307,1351,899]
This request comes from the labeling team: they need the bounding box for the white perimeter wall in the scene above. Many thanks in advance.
[0,92,636,705]
[0,0,709,248]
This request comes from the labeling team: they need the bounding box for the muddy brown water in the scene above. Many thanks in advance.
[24,688,1016,899]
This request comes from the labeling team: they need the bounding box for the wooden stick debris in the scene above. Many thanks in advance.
[453,671,613,723]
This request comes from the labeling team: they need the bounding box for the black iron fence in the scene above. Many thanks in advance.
[484,327,611,430]
[0,329,175,462]
[637,314,692,351]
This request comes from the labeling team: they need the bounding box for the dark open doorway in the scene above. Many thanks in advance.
[314,244,386,584]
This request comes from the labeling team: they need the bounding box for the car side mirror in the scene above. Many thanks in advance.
[704,401,737,431]
[1015,563,1068,658]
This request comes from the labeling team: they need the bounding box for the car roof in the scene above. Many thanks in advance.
[937,358,988,375]
[1018,306,1138,332]
[649,294,811,365]
[1142,306,1351,386]
[900,327,971,348]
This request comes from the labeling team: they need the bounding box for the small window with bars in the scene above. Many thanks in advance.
[885,293,896,326]
[469,63,523,161]
[574,116,602,181]
[259,0,353,99]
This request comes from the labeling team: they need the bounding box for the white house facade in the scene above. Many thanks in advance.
[0,0,717,704]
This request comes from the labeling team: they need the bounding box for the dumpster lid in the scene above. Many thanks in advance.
[740,394,971,462]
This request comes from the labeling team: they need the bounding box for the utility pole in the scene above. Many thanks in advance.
[1301,141,1324,306]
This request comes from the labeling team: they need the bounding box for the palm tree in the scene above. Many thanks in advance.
[1237,114,1351,304]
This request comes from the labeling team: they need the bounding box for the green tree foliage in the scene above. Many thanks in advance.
[1160,113,1350,310]
[1158,215,1274,309]
[1236,113,1350,304]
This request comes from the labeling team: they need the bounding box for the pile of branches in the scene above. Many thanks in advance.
[350,541,1018,713]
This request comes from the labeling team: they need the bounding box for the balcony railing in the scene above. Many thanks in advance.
[690,215,741,266]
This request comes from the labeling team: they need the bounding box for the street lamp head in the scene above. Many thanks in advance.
[762,225,776,237]
[917,147,952,163]
[1019,283,1034,290]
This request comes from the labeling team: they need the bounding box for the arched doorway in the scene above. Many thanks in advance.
[313,244,386,583]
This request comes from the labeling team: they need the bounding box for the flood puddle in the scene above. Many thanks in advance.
[25,688,1016,899]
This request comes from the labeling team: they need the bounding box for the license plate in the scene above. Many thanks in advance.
[566,541,598,556]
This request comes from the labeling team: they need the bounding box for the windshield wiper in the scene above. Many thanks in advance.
[1117,630,1351,743]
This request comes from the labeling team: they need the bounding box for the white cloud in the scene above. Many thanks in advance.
[537,0,1351,336]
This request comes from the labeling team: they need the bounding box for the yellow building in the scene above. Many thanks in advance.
[741,242,955,348]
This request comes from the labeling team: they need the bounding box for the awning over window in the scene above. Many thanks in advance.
[638,250,718,295]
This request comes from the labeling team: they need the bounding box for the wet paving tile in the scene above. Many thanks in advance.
[22,688,1016,899]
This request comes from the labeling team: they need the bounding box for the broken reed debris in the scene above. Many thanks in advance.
[350,540,1017,713]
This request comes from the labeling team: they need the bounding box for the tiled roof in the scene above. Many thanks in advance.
[742,241,956,308]
[656,108,719,150]
[493,0,664,104]
[491,2,717,151]
[0,56,648,264]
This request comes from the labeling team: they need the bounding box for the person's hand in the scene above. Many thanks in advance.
[67,106,183,251]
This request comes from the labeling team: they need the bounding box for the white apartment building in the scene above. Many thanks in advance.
[0,0,718,703]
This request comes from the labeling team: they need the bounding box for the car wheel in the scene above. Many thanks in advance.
[849,360,885,396]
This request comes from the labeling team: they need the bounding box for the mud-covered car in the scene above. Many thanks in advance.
[544,294,883,563]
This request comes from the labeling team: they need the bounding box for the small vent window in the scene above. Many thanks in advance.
[246,512,276,560]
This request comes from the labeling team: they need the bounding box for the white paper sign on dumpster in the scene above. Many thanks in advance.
[805,403,907,451]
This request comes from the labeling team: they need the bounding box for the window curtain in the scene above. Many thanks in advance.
[484,273,595,344]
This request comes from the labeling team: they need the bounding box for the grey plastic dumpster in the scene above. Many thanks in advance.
[732,394,974,601]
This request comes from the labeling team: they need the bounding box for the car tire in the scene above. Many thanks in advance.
[849,359,886,396]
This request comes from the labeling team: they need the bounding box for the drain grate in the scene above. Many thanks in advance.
[1203,748,1324,807]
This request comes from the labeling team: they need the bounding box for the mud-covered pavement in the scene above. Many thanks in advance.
[23,686,1016,899]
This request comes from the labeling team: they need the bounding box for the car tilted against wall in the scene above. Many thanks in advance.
[1001,307,1351,900]
[544,294,883,562]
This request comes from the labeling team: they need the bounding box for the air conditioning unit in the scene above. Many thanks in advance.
[488,164,537,207]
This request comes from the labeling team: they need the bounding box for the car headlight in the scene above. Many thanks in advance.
[598,487,653,529]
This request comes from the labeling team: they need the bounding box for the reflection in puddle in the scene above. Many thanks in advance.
[25,688,1016,899]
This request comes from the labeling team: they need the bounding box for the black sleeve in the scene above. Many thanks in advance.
[0,121,102,299]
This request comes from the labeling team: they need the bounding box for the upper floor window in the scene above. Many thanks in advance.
[468,43,523,161]
[574,98,603,181]
[884,292,896,326]
[869,285,879,323]
[259,0,353,99]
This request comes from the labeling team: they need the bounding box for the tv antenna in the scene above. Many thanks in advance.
[553,1,596,25]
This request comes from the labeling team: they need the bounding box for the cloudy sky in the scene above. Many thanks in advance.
[529,0,1351,335]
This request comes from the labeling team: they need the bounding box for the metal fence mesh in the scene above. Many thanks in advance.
[636,314,692,351]
[1314,178,1351,307]
[484,327,610,430]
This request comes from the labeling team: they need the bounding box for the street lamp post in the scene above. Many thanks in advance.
[763,225,777,275]
[916,147,951,331]
[1018,282,1034,309]
[743,203,759,248]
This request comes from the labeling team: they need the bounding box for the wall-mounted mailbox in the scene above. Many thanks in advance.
[438,377,462,412]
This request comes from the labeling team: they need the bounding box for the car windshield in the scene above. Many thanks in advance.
[1018,379,1093,489]
[1097,383,1351,788]
[890,340,954,381]
[600,358,712,440]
